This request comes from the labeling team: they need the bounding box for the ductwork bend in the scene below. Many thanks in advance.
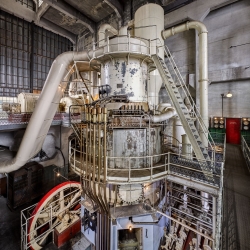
[98,24,118,47]
[148,107,176,123]
[0,48,104,173]
[162,21,209,146]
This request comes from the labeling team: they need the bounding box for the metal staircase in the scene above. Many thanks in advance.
[152,54,214,181]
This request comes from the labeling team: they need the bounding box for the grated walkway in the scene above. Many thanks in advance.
[222,144,250,250]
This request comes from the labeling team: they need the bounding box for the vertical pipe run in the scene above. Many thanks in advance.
[92,108,97,200]
[198,30,209,147]
[162,21,209,146]
[212,196,217,240]
[84,107,89,198]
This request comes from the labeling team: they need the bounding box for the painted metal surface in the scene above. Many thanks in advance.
[101,58,148,102]
[134,3,165,108]
[17,93,40,113]
[173,117,185,147]
[226,118,241,144]
[108,127,161,168]
[98,23,118,47]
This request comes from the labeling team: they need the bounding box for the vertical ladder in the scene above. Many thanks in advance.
[151,55,213,180]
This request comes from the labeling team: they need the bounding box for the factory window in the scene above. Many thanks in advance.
[0,10,72,108]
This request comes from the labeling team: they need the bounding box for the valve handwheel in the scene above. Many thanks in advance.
[28,181,82,250]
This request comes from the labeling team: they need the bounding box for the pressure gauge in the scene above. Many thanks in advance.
[244,126,249,130]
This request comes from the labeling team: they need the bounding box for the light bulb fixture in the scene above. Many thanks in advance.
[57,172,60,177]
[129,226,132,231]
[226,92,232,98]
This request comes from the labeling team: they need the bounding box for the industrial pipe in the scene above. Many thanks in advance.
[0,48,104,173]
[98,24,118,47]
[162,21,209,146]
[147,107,176,123]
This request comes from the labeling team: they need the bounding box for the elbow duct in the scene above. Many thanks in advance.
[149,107,176,123]
[0,48,104,173]
[98,24,118,47]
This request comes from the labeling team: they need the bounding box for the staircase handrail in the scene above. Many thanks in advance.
[153,39,215,156]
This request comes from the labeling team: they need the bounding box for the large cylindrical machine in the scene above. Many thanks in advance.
[101,58,148,102]
[11,3,218,250]
[134,4,164,109]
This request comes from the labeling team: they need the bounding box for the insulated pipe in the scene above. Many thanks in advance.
[0,48,104,173]
[98,24,118,47]
[147,107,176,123]
[162,21,209,146]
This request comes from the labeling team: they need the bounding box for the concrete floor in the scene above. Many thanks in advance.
[222,144,250,250]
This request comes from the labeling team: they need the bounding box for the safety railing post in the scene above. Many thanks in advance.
[128,159,131,182]
[107,36,110,52]
[128,33,130,51]
[151,156,153,180]
[168,152,170,174]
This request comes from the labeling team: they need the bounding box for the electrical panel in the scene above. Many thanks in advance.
[242,118,250,131]
[211,117,225,129]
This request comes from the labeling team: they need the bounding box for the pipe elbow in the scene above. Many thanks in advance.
[99,24,118,36]
[188,21,208,35]
[54,51,74,65]
[161,21,208,40]
[98,24,118,46]
[149,108,176,123]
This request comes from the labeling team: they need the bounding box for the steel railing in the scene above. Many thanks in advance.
[241,135,250,172]
[21,187,81,250]
[69,140,222,187]
[0,111,65,126]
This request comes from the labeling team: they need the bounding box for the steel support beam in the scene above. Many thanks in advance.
[43,0,96,33]
[0,0,35,22]
[36,2,50,22]
[103,0,123,27]
[0,0,76,43]
[167,174,219,196]
[39,17,76,43]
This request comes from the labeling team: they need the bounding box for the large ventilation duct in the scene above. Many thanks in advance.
[162,21,209,146]
[0,48,104,173]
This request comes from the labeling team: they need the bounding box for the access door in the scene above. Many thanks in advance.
[226,118,241,144]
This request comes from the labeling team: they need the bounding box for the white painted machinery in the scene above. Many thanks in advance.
[1,3,224,250]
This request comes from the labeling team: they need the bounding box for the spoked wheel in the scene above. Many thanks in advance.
[28,181,82,250]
